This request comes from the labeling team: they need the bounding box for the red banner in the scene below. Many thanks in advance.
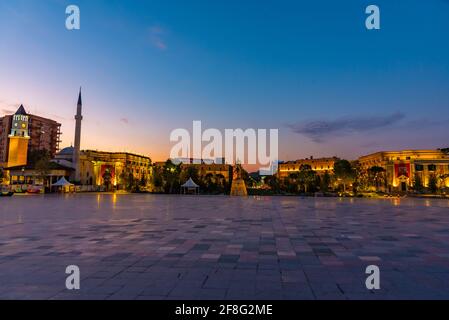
[395,163,410,178]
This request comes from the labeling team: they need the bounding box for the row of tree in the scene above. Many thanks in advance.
[151,160,230,194]
[262,160,356,194]
[264,159,448,195]
[412,173,449,194]
[100,168,149,192]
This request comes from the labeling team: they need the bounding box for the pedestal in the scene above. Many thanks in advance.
[230,179,248,196]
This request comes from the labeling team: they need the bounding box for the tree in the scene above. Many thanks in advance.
[297,164,318,193]
[125,172,137,192]
[118,171,126,189]
[265,175,280,193]
[286,173,299,193]
[428,174,438,194]
[368,166,386,191]
[139,174,148,192]
[27,149,52,167]
[438,174,449,190]
[35,153,52,187]
[413,174,424,192]
[214,174,226,194]
[152,167,164,191]
[321,171,331,192]
[162,159,181,194]
[102,168,112,191]
[180,166,199,187]
[333,160,355,192]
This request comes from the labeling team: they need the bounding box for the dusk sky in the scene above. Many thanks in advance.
[1,0,448,165]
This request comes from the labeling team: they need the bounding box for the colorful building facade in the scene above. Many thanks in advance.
[54,148,152,190]
[358,149,449,192]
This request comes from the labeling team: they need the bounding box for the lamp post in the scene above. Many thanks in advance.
[21,167,25,192]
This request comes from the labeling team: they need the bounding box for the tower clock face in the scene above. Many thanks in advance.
[11,115,29,136]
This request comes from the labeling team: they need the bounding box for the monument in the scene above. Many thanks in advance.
[230,163,247,196]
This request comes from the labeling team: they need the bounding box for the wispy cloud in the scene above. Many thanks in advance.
[403,118,447,128]
[0,99,20,115]
[1,109,15,115]
[120,117,129,124]
[148,25,168,51]
[288,112,406,142]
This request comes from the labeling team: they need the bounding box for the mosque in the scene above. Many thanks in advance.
[53,90,153,191]
[1,90,152,191]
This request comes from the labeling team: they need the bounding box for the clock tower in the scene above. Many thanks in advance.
[7,105,30,167]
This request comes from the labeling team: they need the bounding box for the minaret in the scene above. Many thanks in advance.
[73,88,83,182]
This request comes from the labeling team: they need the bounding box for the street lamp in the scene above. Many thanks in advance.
[21,167,25,192]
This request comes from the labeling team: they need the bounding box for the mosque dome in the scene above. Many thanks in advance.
[58,146,74,156]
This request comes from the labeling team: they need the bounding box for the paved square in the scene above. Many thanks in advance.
[1,194,449,300]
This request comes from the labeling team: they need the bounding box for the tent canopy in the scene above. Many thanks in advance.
[52,177,74,187]
[181,178,199,188]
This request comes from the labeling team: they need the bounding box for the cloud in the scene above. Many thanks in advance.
[1,108,15,115]
[288,112,406,142]
[148,25,167,51]
[403,118,448,128]
[120,117,129,124]
[0,100,20,115]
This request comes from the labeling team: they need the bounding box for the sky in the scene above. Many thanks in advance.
[0,0,448,167]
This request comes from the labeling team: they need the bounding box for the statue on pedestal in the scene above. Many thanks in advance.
[230,163,247,196]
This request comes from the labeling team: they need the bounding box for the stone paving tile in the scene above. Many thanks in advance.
[1,195,449,299]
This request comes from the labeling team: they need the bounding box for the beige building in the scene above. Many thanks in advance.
[277,157,339,179]
[358,149,449,192]
[54,148,152,190]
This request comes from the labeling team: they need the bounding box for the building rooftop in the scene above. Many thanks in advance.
[5,161,74,171]
[281,156,339,164]
[15,105,27,115]
[58,146,74,156]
